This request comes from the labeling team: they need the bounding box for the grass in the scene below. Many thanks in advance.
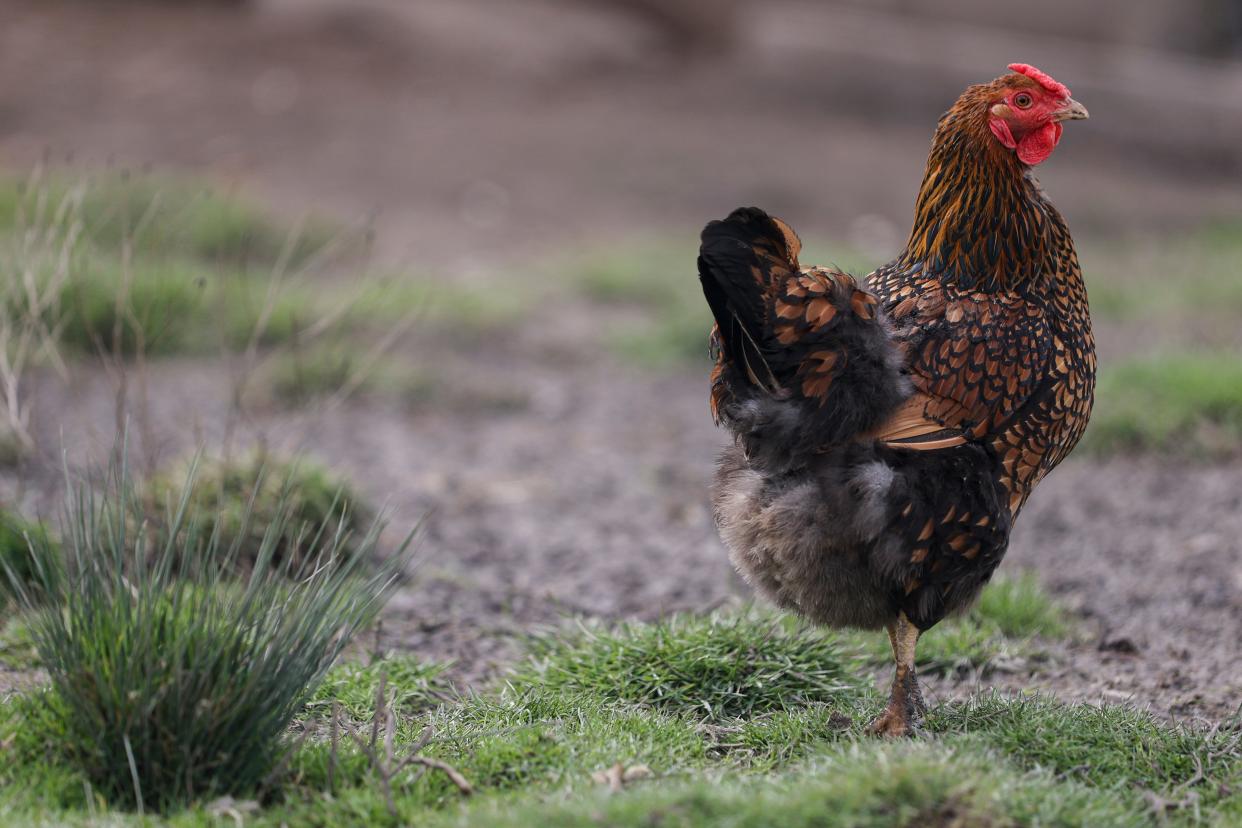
[1082,221,1242,326]
[307,655,451,722]
[562,240,718,368]
[0,509,60,611]
[930,694,1238,803]
[0,581,1236,826]
[0,174,332,269]
[1081,351,1242,457]
[4,455,410,812]
[144,452,374,573]
[0,171,393,361]
[516,611,864,721]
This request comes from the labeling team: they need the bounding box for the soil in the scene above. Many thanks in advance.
[1,0,1239,721]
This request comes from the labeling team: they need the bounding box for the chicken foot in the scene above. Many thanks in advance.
[865,613,926,737]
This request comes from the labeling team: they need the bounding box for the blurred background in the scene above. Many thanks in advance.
[1,0,1240,714]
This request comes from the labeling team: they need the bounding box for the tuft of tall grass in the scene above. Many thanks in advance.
[8,455,413,812]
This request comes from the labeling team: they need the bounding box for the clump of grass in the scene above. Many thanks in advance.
[260,344,434,408]
[56,259,208,356]
[309,656,451,722]
[1083,351,1242,457]
[976,570,1069,639]
[516,612,863,721]
[266,344,359,405]
[0,509,61,609]
[145,452,374,574]
[9,456,411,812]
[0,175,332,269]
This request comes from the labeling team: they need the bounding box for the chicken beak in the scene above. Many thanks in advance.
[1052,98,1089,122]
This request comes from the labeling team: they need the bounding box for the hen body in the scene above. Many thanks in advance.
[699,66,1095,735]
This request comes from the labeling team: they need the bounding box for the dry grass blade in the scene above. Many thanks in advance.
[338,684,472,818]
[0,165,82,452]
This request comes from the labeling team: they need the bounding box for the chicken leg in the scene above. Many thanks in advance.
[865,613,926,737]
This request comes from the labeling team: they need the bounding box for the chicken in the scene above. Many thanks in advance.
[698,64,1094,737]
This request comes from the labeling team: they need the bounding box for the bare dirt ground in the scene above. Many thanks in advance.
[1,0,1239,720]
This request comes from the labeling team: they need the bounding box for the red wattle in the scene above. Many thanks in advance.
[1016,121,1061,165]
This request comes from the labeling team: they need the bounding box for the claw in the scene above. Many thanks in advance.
[865,684,927,738]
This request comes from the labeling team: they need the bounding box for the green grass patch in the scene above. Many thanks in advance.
[516,612,864,721]
[0,615,39,671]
[308,655,452,722]
[145,452,374,574]
[258,342,442,408]
[1082,221,1242,325]
[930,693,1240,808]
[406,741,1143,828]
[0,171,368,360]
[51,256,343,357]
[0,174,332,269]
[1082,351,1242,457]
[560,241,716,368]
[358,278,531,330]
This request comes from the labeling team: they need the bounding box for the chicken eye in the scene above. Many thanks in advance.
[1014,93,1033,109]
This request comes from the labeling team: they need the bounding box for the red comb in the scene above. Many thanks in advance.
[1007,63,1070,98]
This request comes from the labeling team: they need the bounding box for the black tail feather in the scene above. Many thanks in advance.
[697,206,909,471]
[698,207,797,393]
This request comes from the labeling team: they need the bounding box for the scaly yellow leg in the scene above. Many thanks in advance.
[865,613,926,737]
